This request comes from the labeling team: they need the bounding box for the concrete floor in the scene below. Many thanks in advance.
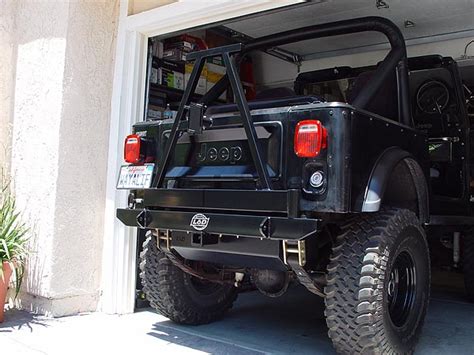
[1,286,474,355]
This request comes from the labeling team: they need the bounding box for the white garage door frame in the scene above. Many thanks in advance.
[101,0,304,314]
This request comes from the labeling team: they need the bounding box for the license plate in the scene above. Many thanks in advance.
[117,164,154,189]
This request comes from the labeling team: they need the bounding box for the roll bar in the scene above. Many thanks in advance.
[153,17,412,190]
[200,16,412,127]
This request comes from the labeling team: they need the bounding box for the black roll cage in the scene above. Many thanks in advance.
[152,16,412,191]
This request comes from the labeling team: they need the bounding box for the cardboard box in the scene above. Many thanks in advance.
[156,59,185,90]
[147,108,163,120]
[185,63,207,95]
[148,91,166,108]
[150,68,159,84]
[163,47,188,62]
[165,34,206,51]
[152,40,164,58]
[165,40,194,51]
[207,56,224,66]
[206,62,226,100]
[163,36,201,62]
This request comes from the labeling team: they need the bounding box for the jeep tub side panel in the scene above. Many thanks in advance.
[349,110,429,219]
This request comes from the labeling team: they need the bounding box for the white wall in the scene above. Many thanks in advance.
[255,37,474,89]
[10,1,69,313]
[0,1,16,170]
[3,0,119,317]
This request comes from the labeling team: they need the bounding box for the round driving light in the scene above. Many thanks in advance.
[310,171,324,188]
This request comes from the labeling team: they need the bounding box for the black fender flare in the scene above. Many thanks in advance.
[361,147,429,222]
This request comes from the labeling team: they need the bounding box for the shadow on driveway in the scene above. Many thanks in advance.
[0,309,49,333]
[149,286,334,354]
[147,285,474,354]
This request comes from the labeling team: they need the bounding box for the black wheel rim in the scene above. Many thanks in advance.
[387,250,417,327]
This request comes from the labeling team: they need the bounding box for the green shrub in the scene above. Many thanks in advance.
[0,181,29,297]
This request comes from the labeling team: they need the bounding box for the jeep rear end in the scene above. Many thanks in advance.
[117,17,432,354]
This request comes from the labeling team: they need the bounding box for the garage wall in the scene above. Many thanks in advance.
[255,37,474,89]
[4,0,119,316]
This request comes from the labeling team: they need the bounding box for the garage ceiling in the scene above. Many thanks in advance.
[226,0,474,59]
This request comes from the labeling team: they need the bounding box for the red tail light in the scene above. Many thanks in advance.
[294,120,327,158]
[124,134,142,163]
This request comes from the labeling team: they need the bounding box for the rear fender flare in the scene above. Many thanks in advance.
[361,147,429,222]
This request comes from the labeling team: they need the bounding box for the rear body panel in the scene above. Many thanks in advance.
[128,102,428,214]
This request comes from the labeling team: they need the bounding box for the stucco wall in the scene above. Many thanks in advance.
[0,1,16,170]
[5,0,119,316]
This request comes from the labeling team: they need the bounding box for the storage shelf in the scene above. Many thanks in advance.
[150,84,193,100]
[149,83,225,105]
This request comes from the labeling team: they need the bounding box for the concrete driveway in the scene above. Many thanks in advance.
[1,285,473,354]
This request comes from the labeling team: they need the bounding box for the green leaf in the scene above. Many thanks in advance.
[0,178,30,299]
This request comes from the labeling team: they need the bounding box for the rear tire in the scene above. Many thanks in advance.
[464,234,474,302]
[325,208,430,354]
[139,235,238,325]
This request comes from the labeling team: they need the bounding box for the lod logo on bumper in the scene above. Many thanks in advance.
[190,213,210,231]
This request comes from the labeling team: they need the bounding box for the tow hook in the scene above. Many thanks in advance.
[282,240,306,266]
[283,239,325,297]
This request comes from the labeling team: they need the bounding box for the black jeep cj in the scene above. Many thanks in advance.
[117,17,474,354]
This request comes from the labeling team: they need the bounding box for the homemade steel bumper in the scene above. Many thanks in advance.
[116,188,319,240]
[116,209,318,240]
[117,189,323,287]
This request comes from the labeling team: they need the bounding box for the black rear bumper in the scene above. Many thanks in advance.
[117,208,318,240]
[116,188,319,240]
